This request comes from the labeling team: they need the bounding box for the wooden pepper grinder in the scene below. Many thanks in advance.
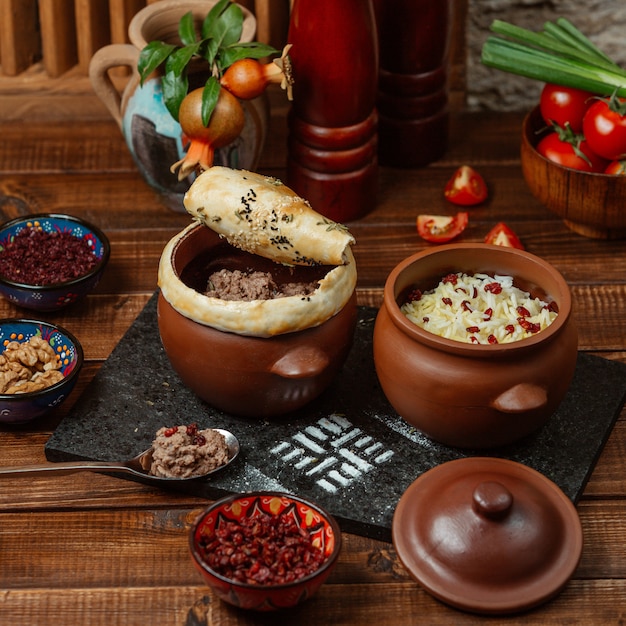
[286,0,379,222]
[373,0,453,168]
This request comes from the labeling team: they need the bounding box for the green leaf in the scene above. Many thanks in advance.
[162,70,189,121]
[218,42,279,70]
[217,3,244,47]
[165,42,201,76]
[202,0,243,49]
[202,0,231,39]
[201,76,221,126]
[178,11,197,46]
[137,41,176,84]
[202,38,220,67]
[236,42,280,57]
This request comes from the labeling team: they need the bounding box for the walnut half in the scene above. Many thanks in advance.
[0,336,64,394]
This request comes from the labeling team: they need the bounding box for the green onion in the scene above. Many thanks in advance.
[481,18,626,98]
[551,17,617,67]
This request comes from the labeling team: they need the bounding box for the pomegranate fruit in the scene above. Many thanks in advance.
[220,44,294,101]
[170,86,245,180]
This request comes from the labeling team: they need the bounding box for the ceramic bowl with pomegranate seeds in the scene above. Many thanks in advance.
[189,491,342,611]
[0,213,110,312]
[0,318,83,424]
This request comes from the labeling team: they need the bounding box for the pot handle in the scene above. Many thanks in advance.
[490,383,548,413]
[270,346,330,379]
[89,44,140,130]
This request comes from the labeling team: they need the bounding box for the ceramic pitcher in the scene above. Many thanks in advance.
[89,0,268,213]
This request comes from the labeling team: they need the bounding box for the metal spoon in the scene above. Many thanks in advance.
[0,428,239,482]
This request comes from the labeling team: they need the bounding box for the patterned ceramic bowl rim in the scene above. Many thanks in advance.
[0,213,111,289]
[0,318,83,399]
[189,491,342,588]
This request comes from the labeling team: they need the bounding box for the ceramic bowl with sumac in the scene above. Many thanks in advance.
[0,318,84,424]
[0,213,110,312]
[189,492,342,611]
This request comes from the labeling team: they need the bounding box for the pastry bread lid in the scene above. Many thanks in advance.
[183,167,355,266]
[158,168,357,337]
[159,224,356,337]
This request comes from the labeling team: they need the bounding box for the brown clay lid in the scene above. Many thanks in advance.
[392,457,583,615]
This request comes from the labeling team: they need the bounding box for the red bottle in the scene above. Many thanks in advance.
[286,0,379,222]
[374,0,453,168]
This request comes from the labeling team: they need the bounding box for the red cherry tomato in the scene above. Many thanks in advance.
[536,131,608,172]
[417,212,469,243]
[484,222,524,250]
[539,84,593,133]
[582,96,626,161]
[605,160,626,175]
[444,166,488,206]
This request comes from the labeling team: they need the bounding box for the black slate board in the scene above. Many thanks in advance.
[45,293,626,542]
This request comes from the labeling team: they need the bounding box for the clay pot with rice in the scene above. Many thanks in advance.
[373,243,578,449]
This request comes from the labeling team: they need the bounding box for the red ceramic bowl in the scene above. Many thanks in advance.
[189,492,342,611]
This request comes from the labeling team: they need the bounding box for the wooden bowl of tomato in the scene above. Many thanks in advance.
[521,105,626,239]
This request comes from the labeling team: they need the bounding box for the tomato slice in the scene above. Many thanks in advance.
[484,222,524,250]
[444,165,488,206]
[604,160,626,175]
[417,212,469,243]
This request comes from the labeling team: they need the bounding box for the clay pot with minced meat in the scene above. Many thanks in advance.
[158,223,357,417]
[373,243,578,449]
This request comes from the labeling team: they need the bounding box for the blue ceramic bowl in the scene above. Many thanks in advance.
[0,213,110,311]
[0,319,83,424]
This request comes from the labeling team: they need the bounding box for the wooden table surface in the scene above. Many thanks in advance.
[1,84,625,625]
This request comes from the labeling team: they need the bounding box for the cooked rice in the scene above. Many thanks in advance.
[401,272,558,344]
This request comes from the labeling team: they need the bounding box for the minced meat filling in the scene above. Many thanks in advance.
[205,269,319,301]
[149,424,229,479]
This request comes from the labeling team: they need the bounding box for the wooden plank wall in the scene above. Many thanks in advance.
[0,0,466,109]
[0,0,289,78]
[0,0,41,75]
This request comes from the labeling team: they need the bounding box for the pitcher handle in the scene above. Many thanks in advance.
[89,44,140,130]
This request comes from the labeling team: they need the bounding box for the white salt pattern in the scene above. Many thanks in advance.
[270,413,394,493]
